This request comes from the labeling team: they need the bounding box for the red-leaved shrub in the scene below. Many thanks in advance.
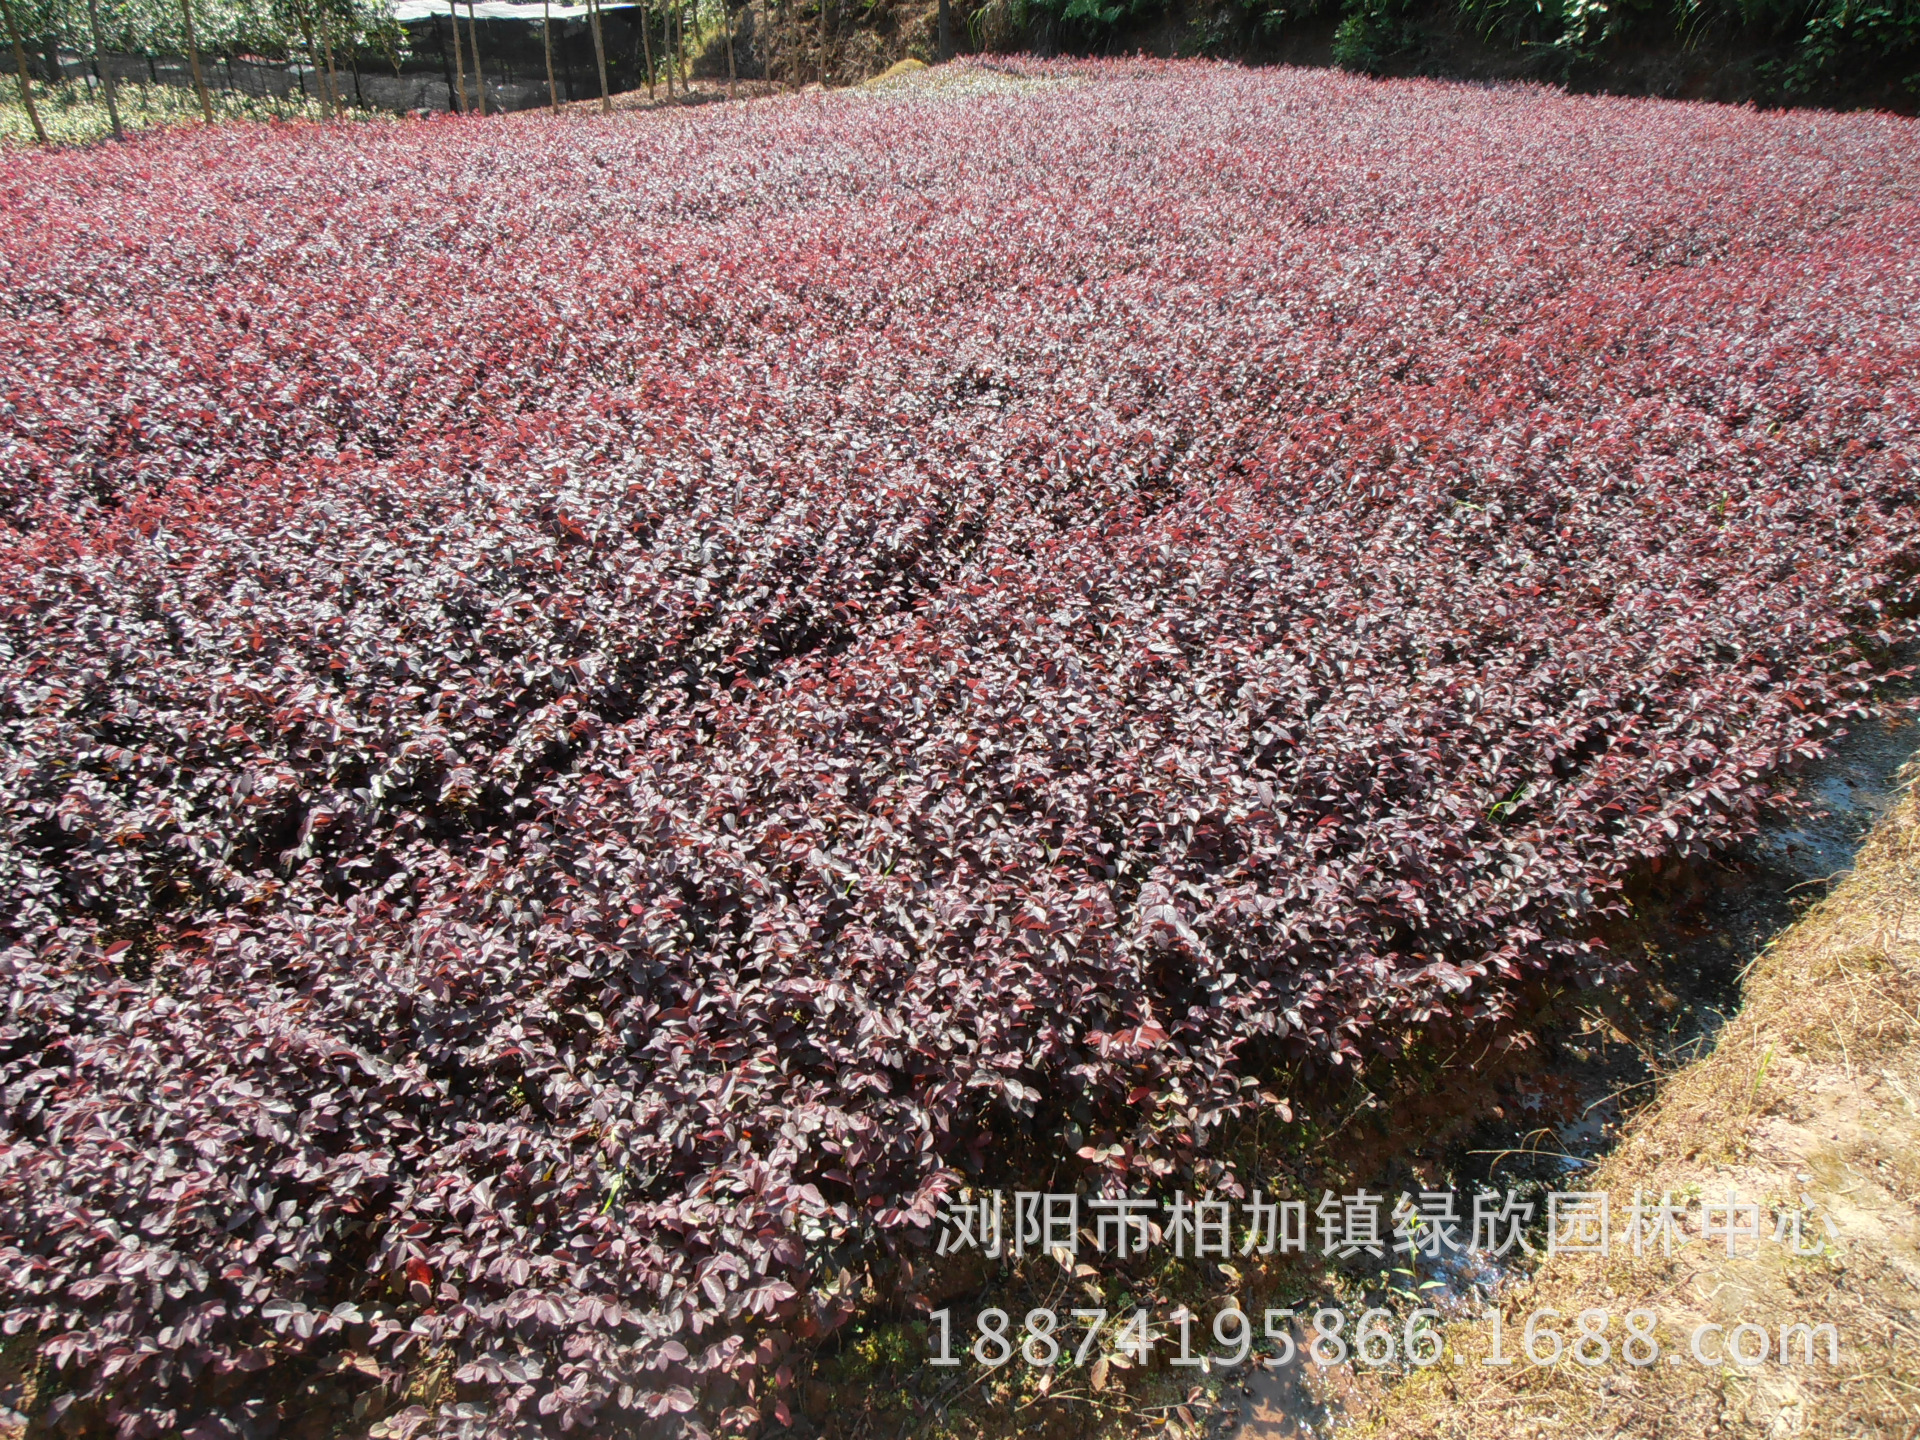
[0,58,1915,1438]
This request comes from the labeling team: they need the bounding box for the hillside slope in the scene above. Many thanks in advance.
[711,0,1917,114]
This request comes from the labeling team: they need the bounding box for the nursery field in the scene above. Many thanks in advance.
[1,59,1917,1438]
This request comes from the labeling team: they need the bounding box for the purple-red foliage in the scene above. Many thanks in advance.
[0,58,1916,1438]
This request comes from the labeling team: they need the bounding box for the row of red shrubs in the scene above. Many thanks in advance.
[0,58,1915,1439]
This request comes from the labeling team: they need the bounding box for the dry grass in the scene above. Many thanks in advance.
[1350,783,1920,1440]
[864,58,931,86]
[555,76,787,114]
[853,58,1090,100]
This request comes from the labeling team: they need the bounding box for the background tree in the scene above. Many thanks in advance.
[638,0,655,98]
[587,0,608,109]
[84,0,122,135]
[463,0,483,112]
[542,0,556,108]
[176,0,209,120]
[444,0,465,109]
[2,0,48,141]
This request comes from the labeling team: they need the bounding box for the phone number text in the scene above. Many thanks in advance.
[927,1303,1841,1372]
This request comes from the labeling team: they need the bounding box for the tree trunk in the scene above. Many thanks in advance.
[465,0,486,114]
[179,0,213,123]
[436,13,457,109]
[0,0,47,144]
[301,20,324,109]
[661,0,674,97]
[938,0,952,60]
[543,0,558,110]
[639,0,655,99]
[320,16,342,116]
[725,0,735,100]
[85,0,124,140]
[683,3,698,94]
[447,0,466,112]
[588,0,610,112]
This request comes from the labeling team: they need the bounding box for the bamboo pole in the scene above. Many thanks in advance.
[543,0,558,110]
[1,0,47,143]
[178,0,213,123]
[85,0,123,140]
[446,0,466,112]
[465,0,486,115]
[587,0,610,112]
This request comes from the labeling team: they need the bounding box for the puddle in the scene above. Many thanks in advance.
[1753,714,1918,883]
[1232,1359,1339,1440]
